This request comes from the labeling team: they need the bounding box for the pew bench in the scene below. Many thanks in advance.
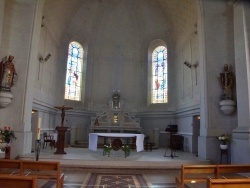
[176,164,218,188]
[21,160,64,188]
[0,174,37,188]
[0,159,64,188]
[208,178,250,188]
[218,164,250,179]
[0,159,22,175]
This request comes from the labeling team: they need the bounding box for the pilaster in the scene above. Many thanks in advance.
[232,1,250,164]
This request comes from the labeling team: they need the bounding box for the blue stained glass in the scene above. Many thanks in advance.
[64,41,83,101]
[152,46,168,103]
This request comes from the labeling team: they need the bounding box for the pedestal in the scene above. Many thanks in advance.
[54,126,68,154]
[220,149,229,164]
[5,145,11,159]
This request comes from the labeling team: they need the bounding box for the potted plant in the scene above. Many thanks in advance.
[0,126,16,144]
[121,145,131,157]
[218,133,231,150]
[103,144,112,157]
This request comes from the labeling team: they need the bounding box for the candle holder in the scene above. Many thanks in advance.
[35,139,41,161]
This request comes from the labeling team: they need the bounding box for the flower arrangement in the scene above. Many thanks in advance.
[0,126,16,143]
[103,144,112,156]
[121,145,131,157]
[218,133,231,145]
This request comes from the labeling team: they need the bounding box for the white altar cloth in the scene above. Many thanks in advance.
[89,133,145,152]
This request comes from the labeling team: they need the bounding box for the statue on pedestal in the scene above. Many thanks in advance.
[219,64,234,100]
[218,64,236,115]
[0,55,17,92]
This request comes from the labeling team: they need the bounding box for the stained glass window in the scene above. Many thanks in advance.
[152,46,168,103]
[64,41,83,101]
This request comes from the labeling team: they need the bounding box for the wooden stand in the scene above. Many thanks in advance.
[54,126,68,154]
[220,149,229,164]
[5,145,11,159]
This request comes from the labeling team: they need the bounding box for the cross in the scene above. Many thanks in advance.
[54,105,73,127]
[104,44,131,91]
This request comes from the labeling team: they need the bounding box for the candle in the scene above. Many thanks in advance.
[37,117,41,140]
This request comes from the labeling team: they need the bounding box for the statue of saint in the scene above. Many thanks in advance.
[0,55,17,91]
[219,64,234,100]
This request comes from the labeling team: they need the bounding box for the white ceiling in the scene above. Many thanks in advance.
[43,0,198,46]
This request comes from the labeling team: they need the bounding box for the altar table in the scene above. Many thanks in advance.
[88,133,145,152]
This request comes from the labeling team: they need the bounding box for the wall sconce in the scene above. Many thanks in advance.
[184,61,198,85]
[184,61,197,69]
[39,53,51,62]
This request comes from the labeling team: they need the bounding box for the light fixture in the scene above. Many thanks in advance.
[39,53,51,63]
[184,61,197,69]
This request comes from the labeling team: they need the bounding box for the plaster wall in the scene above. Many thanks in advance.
[0,0,5,55]
[60,0,173,113]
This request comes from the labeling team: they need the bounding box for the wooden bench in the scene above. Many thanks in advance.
[218,164,250,178]
[0,159,64,188]
[0,175,37,188]
[208,178,250,188]
[0,159,22,175]
[176,164,218,188]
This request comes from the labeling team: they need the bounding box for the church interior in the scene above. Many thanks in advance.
[0,0,250,187]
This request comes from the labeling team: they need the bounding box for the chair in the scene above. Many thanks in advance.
[144,136,154,151]
[43,132,55,149]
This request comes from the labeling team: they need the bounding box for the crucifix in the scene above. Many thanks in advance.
[54,105,73,127]
[54,105,73,155]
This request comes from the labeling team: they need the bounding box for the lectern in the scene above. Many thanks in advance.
[54,126,68,154]
[54,105,73,155]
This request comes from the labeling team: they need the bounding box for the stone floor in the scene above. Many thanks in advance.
[18,147,212,187]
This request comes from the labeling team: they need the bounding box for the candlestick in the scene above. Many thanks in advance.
[37,117,41,140]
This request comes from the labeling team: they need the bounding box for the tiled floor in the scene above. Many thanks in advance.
[19,147,212,187]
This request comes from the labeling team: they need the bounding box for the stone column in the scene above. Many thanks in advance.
[231,1,250,164]
[0,0,44,158]
[0,0,5,55]
[197,0,237,162]
[70,126,77,145]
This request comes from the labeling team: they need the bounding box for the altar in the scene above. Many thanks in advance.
[89,91,142,133]
[89,133,145,152]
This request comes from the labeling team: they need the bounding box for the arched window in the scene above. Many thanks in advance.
[152,46,168,103]
[64,41,83,101]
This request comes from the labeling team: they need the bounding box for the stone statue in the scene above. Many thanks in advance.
[219,64,234,100]
[54,105,73,127]
[0,55,17,91]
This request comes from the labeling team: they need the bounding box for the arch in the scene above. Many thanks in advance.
[148,40,168,104]
[64,41,83,101]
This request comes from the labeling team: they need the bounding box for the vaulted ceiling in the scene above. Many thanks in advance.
[43,0,198,47]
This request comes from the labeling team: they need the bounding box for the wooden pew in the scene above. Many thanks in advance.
[0,159,21,175]
[218,164,250,178]
[0,159,64,188]
[0,175,37,188]
[176,164,218,188]
[21,160,64,188]
[208,178,250,188]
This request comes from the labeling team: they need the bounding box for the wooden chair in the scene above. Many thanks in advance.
[43,132,55,149]
[144,136,154,151]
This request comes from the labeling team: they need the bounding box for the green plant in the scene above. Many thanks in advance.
[121,145,131,157]
[218,134,231,145]
[0,126,16,143]
[103,144,112,156]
